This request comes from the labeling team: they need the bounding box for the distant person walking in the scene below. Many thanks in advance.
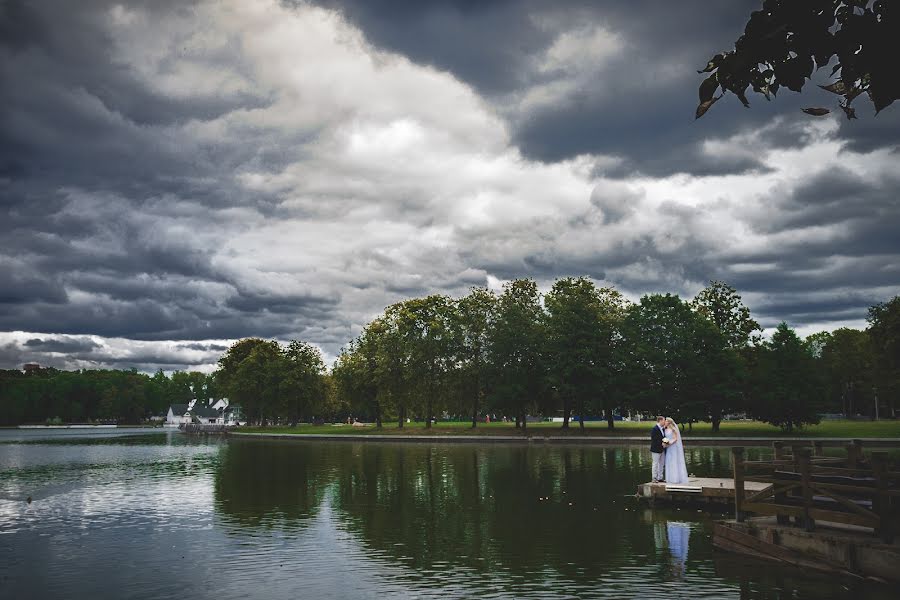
[663,418,689,484]
[650,416,666,482]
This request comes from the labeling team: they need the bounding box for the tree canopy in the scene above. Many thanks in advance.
[697,0,899,119]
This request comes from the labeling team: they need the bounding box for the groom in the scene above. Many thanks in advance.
[650,416,666,482]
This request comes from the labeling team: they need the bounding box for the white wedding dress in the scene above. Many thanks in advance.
[664,425,689,484]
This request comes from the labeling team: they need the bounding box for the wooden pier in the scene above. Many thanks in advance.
[718,441,900,582]
[637,477,772,509]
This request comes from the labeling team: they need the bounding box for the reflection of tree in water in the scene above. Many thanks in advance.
[331,444,654,584]
[214,440,336,528]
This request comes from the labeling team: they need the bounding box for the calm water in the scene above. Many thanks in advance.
[0,430,892,599]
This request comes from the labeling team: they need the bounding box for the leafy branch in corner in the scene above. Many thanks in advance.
[696,0,898,120]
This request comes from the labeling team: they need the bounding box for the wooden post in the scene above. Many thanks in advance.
[812,440,824,457]
[797,448,815,532]
[773,442,789,526]
[870,452,892,543]
[846,440,861,469]
[773,441,785,461]
[733,447,745,523]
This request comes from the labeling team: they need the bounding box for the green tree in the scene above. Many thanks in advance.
[697,0,899,119]
[624,294,737,427]
[392,295,454,429]
[691,281,759,431]
[751,322,821,432]
[452,287,497,427]
[488,279,545,430]
[692,281,761,348]
[282,340,326,426]
[867,296,900,418]
[544,277,628,430]
[218,338,284,425]
[820,328,874,416]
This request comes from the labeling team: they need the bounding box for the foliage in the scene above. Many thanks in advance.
[750,322,821,431]
[697,0,899,119]
[488,279,545,429]
[0,367,214,425]
[623,294,740,429]
[544,277,628,429]
[867,295,900,415]
[217,338,330,425]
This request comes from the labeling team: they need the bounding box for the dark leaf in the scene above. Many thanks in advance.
[695,95,720,119]
[699,74,719,102]
[697,53,725,74]
[736,89,750,108]
[801,107,831,116]
[819,81,848,95]
[839,103,857,120]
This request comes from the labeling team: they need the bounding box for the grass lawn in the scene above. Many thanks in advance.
[236,419,900,438]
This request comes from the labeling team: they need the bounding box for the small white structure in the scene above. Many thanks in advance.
[164,404,192,428]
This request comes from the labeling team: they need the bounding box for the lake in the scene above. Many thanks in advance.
[0,429,892,599]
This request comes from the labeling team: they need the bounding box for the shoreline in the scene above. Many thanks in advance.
[227,431,900,447]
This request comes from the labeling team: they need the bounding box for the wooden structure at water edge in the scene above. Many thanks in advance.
[714,441,900,583]
[636,477,772,509]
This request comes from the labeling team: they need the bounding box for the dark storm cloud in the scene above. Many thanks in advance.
[312,0,897,176]
[23,337,101,354]
[1,0,898,372]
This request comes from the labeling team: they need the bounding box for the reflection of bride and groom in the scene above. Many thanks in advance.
[650,416,688,484]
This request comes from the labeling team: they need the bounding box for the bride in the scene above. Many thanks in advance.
[663,417,689,484]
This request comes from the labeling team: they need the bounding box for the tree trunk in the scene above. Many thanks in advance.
[711,414,721,433]
[375,397,382,428]
[515,414,521,428]
[562,396,570,429]
[578,397,585,430]
[471,386,478,429]
[398,404,405,428]
[521,411,527,431]
[606,406,614,429]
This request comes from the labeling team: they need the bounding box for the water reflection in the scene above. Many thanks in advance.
[1,433,894,600]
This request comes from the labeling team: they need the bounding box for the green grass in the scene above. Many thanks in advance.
[236,419,900,438]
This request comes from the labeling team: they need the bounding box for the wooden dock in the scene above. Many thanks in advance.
[637,477,772,509]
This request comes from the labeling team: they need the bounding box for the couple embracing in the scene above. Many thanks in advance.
[650,416,688,484]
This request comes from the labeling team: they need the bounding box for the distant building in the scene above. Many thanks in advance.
[165,404,192,428]
[23,363,41,373]
[164,399,243,427]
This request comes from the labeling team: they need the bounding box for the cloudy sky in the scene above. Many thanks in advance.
[2,0,898,373]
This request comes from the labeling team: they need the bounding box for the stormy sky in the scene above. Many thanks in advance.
[2,0,898,373]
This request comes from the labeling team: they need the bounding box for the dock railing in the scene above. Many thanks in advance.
[732,440,900,543]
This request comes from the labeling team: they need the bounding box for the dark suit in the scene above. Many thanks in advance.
[650,424,665,481]
[650,424,665,453]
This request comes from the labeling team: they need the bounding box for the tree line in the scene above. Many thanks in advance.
[2,282,898,430]
[325,280,899,432]
[0,368,218,426]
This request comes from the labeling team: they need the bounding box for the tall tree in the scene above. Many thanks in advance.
[283,340,326,426]
[867,296,900,418]
[691,280,759,431]
[624,294,737,428]
[544,278,628,430]
[488,279,545,430]
[692,281,761,349]
[393,295,454,429]
[819,328,874,416]
[751,322,821,432]
[453,287,497,428]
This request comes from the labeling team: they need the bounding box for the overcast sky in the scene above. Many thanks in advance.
[2,0,899,373]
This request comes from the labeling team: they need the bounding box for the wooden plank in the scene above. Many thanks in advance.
[743,502,805,517]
